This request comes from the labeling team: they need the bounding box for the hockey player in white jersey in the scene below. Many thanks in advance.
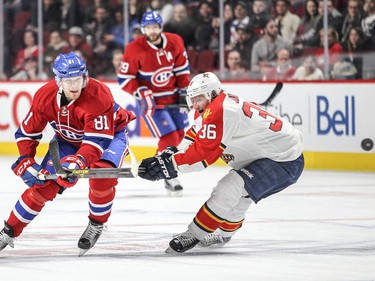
[138,72,304,253]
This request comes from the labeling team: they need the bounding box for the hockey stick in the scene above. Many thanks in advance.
[260,82,283,106]
[157,83,283,109]
[38,139,139,180]
[156,104,188,109]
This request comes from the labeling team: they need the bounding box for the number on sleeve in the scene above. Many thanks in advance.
[94,115,109,130]
[242,102,283,132]
[198,124,217,139]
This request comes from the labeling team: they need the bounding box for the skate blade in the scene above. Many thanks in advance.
[166,190,183,197]
[165,246,179,254]
[78,248,89,257]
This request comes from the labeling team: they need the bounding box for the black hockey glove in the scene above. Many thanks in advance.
[138,154,178,181]
[177,89,189,114]
[160,146,178,158]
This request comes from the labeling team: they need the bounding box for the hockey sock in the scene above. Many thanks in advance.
[88,161,117,224]
[7,181,60,237]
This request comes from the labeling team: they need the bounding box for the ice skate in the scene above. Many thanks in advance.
[198,233,231,248]
[165,230,199,253]
[78,218,105,256]
[164,178,183,197]
[0,221,15,251]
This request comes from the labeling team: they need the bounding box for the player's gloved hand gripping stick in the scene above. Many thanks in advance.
[37,139,140,180]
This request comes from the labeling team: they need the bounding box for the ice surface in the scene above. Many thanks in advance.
[0,156,374,281]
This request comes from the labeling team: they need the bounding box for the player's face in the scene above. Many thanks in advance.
[60,76,84,101]
[144,24,162,44]
[190,94,210,115]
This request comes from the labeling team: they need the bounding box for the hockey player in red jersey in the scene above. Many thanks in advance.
[117,11,190,196]
[138,72,304,253]
[0,52,135,256]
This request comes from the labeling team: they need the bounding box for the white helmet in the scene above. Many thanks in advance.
[186,72,222,107]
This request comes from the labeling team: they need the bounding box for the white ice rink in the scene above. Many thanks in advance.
[0,155,374,281]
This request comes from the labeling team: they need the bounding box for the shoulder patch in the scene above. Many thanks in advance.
[203,108,212,119]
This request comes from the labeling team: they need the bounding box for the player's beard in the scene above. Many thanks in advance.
[146,33,162,44]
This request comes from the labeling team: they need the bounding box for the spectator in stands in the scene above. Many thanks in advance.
[249,0,271,39]
[83,0,109,25]
[60,0,82,31]
[163,3,197,49]
[294,0,320,49]
[146,0,174,25]
[131,24,142,42]
[292,55,324,80]
[274,0,301,44]
[230,1,251,46]
[13,30,41,76]
[44,30,68,78]
[233,23,257,70]
[194,1,218,51]
[10,56,48,81]
[331,59,358,79]
[263,48,297,80]
[362,0,375,47]
[62,26,94,70]
[341,26,369,78]
[219,49,249,80]
[102,10,125,50]
[340,0,364,43]
[223,3,234,48]
[95,49,123,80]
[251,17,293,78]
[83,5,115,76]
[314,27,344,70]
[316,0,344,38]
[30,0,61,31]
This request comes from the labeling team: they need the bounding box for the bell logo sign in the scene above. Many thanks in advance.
[317,96,356,136]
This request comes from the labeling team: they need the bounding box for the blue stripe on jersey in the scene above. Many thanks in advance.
[14,200,37,222]
[136,72,151,82]
[15,127,42,141]
[82,134,112,150]
[173,63,190,75]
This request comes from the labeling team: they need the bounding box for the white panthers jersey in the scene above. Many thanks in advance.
[173,92,303,173]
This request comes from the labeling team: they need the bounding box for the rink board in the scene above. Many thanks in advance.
[0,81,374,172]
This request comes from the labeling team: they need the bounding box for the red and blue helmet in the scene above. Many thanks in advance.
[53,52,87,83]
[141,11,163,33]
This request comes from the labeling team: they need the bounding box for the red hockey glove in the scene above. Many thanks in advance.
[136,86,155,117]
[57,155,86,188]
[11,156,50,187]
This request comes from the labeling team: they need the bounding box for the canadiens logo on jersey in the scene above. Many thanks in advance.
[151,66,173,87]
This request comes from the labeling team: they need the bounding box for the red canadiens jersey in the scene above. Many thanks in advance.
[117,32,190,105]
[15,79,135,165]
[173,92,303,173]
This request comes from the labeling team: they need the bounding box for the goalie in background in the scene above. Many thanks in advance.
[138,72,304,253]
[117,11,191,196]
[0,52,135,256]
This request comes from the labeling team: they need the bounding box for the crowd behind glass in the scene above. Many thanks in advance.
[1,0,374,81]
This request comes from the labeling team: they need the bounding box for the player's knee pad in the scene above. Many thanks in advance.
[206,170,248,216]
[26,181,60,205]
[90,186,115,197]
[89,160,118,192]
